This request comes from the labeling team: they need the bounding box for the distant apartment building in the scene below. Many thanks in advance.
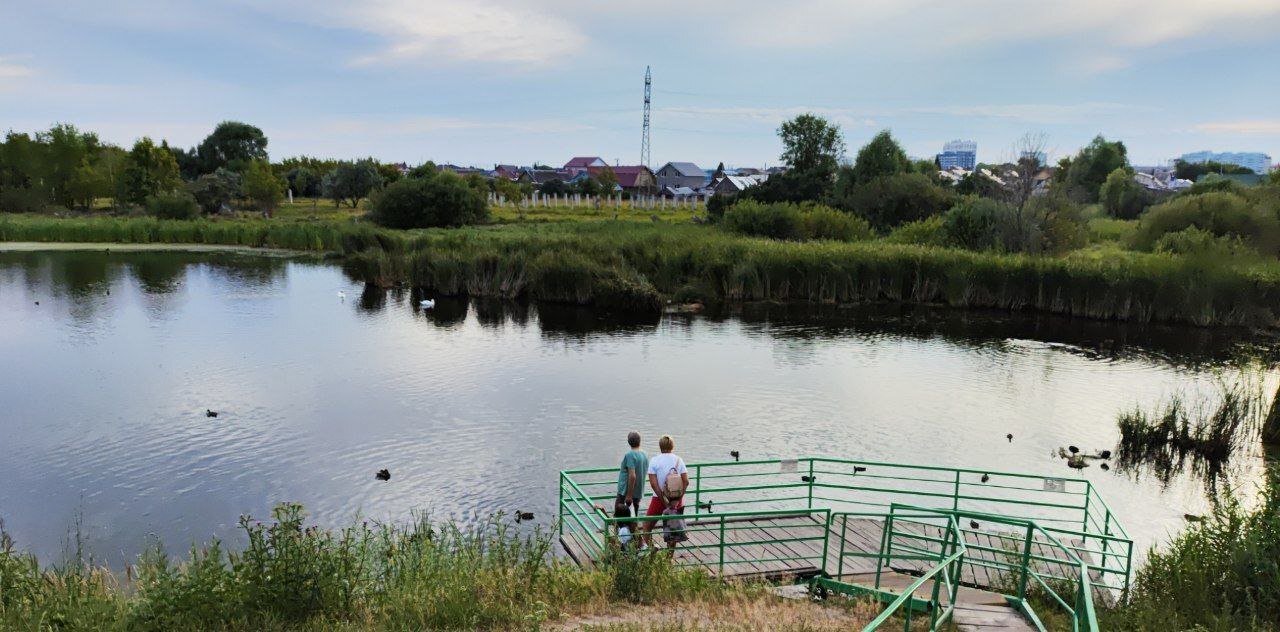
[937,140,977,170]
[1179,150,1272,175]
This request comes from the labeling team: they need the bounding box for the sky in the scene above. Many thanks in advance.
[2,0,1279,169]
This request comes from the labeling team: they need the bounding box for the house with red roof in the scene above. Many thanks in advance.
[563,156,607,175]
[588,165,657,193]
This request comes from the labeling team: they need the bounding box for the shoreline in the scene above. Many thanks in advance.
[0,241,307,256]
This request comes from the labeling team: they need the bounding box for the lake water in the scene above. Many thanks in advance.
[0,247,1273,565]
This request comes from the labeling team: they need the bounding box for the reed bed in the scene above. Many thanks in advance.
[0,504,767,631]
[7,215,1280,327]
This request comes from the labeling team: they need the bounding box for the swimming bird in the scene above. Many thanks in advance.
[419,299,435,309]
[1099,450,1112,460]
[1183,514,1203,523]
[375,469,391,481]
[1068,445,1080,454]
[801,475,815,483]
[853,466,867,473]
[1006,433,1013,443]
[205,409,218,418]
[729,450,740,462]
[969,520,980,530]
[981,473,990,483]
[696,501,714,513]
[34,301,39,306]
[1100,463,1110,471]
[515,511,534,523]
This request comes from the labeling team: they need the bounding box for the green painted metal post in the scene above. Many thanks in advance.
[718,518,726,575]
[1100,507,1111,576]
[807,459,815,509]
[1016,524,1034,604]
[694,465,702,517]
[837,514,848,578]
[952,470,961,511]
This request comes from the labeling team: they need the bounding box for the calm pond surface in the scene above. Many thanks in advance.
[0,248,1273,565]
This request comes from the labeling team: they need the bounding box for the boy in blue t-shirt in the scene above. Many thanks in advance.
[615,432,649,540]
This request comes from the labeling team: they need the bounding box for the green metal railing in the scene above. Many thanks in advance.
[559,456,1129,630]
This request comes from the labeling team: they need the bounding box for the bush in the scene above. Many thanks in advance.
[1133,192,1280,256]
[146,191,200,220]
[884,216,947,246]
[830,172,954,229]
[799,205,873,242]
[1100,167,1154,219]
[1153,227,1258,259]
[721,201,869,242]
[0,187,46,213]
[943,196,1008,250]
[721,200,802,240]
[188,169,241,214]
[369,173,488,229]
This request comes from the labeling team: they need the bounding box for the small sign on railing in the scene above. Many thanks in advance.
[1043,478,1066,492]
[780,459,798,473]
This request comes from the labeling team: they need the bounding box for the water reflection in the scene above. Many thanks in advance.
[1,249,1276,567]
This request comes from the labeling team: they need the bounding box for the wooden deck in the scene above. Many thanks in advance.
[561,512,1096,593]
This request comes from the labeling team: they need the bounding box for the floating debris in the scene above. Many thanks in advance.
[375,469,391,481]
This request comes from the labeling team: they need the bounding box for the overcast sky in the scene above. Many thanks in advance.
[3,0,1278,169]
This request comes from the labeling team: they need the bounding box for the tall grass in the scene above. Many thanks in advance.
[1116,381,1269,487]
[0,504,741,631]
[8,215,1280,327]
[346,222,1280,327]
[1104,470,1280,631]
[0,215,396,255]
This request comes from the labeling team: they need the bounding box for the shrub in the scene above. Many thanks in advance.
[0,187,46,213]
[322,160,382,208]
[1184,175,1245,196]
[369,173,488,229]
[943,196,1008,250]
[884,216,947,246]
[1133,192,1280,256]
[1153,227,1257,259]
[241,159,283,213]
[799,205,872,242]
[1100,167,1153,219]
[188,169,241,214]
[146,191,200,220]
[830,172,954,229]
[721,200,802,240]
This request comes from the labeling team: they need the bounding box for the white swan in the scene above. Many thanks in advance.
[419,299,435,309]
[337,291,346,301]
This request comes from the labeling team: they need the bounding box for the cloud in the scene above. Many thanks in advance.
[659,106,878,129]
[321,116,595,136]
[0,55,34,79]
[287,0,587,67]
[908,102,1156,125]
[1195,120,1280,135]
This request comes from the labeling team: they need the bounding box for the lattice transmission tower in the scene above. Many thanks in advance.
[640,66,651,168]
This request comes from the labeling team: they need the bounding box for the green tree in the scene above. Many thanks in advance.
[36,124,101,208]
[122,137,181,206]
[369,173,488,229]
[284,167,321,198]
[189,168,242,214]
[832,172,954,229]
[594,166,619,194]
[1173,159,1254,181]
[848,131,911,186]
[242,159,284,213]
[197,121,268,174]
[778,114,844,174]
[322,160,382,208]
[1099,167,1153,219]
[1061,135,1129,202]
[376,162,404,185]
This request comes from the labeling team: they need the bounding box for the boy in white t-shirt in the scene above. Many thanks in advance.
[643,434,689,549]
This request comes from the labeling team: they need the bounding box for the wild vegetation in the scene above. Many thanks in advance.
[0,505,877,631]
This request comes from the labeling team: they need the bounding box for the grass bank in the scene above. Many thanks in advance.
[0,504,871,631]
[7,214,1280,328]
